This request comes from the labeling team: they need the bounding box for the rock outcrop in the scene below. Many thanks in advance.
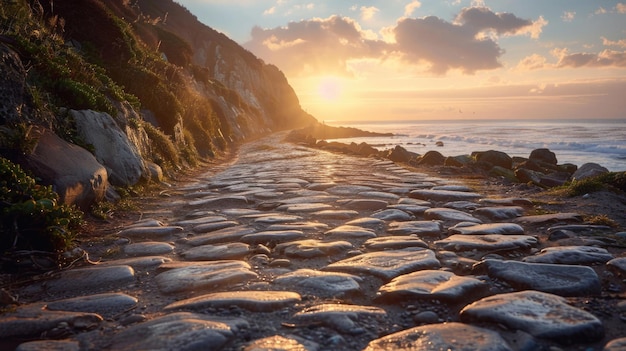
[23,129,108,210]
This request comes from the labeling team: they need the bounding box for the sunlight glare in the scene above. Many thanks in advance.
[317,76,343,102]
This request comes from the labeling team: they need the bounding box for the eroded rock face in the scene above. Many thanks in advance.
[71,109,146,186]
[23,128,108,209]
[0,44,30,124]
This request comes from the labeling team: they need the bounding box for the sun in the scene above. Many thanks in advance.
[317,76,343,102]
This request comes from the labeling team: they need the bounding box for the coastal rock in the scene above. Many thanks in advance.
[474,259,601,296]
[187,226,255,246]
[45,293,138,318]
[607,257,626,276]
[15,340,80,351]
[123,242,174,256]
[343,199,389,211]
[572,162,609,181]
[0,304,102,339]
[424,208,482,224]
[291,304,386,334]
[371,209,413,221]
[529,148,558,165]
[387,221,443,236]
[109,312,242,351]
[240,230,305,244]
[324,247,440,281]
[513,212,583,225]
[244,335,319,351]
[473,150,513,169]
[274,269,362,297]
[448,223,525,235]
[181,243,250,260]
[275,239,353,258]
[23,129,108,209]
[325,225,377,240]
[604,338,626,351]
[460,290,604,342]
[523,246,614,265]
[364,236,428,250]
[417,150,445,166]
[71,109,145,186]
[409,189,483,202]
[376,270,488,302]
[155,261,257,294]
[364,322,513,351]
[164,291,301,312]
[45,265,135,294]
[387,145,415,163]
[473,206,524,220]
[435,234,537,252]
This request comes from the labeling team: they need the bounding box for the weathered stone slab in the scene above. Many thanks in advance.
[15,340,80,351]
[311,209,359,219]
[276,203,334,213]
[46,265,135,294]
[513,213,583,225]
[45,293,138,318]
[192,220,239,233]
[118,225,184,239]
[604,337,626,351]
[435,234,537,252]
[474,259,601,296]
[174,215,227,227]
[607,257,626,276]
[291,304,386,334]
[474,206,524,220]
[123,242,174,257]
[326,185,376,195]
[410,189,483,202]
[187,195,249,208]
[164,291,301,312]
[358,191,400,201]
[324,248,440,281]
[424,208,482,224]
[371,209,413,221]
[443,200,480,211]
[240,230,305,244]
[188,226,255,246]
[343,199,389,211]
[387,221,442,236]
[448,223,525,235]
[376,270,488,302]
[96,256,171,269]
[244,335,319,351]
[155,261,257,294]
[364,236,428,250]
[253,214,303,224]
[345,217,385,228]
[274,269,362,297]
[181,243,250,261]
[364,322,512,351]
[267,222,329,231]
[460,290,604,342]
[325,225,377,239]
[523,246,614,265]
[479,197,534,207]
[0,304,102,339]
[275,239,353,258]
[109,312,243,351]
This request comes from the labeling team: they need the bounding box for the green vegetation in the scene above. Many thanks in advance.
[564,172,626,197]
[0,157,83,253]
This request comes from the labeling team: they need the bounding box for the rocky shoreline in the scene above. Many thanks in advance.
[1,131,625,351]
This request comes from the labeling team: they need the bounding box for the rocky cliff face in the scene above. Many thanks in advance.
[0,0,315,209]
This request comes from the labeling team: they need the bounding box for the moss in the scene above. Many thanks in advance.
[0,157,83,253]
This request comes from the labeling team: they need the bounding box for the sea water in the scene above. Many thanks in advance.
[325,119,626,172]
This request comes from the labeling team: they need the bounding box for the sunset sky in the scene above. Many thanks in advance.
[176,0,626,122]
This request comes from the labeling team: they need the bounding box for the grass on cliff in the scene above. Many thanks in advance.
[557,172,626,197]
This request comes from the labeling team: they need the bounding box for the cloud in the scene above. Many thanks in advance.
[617,3,626,14]
[245,16,385,75]
[516,53,548,70]
[561,11,575,22]
[245,6,542,76]
[392,16,503,74]
[404,1,422,17]
[263,6,276,15]
[360,6,379,21]
[553,48,626,68]
[603,37,626,48]
[595,7,607,15]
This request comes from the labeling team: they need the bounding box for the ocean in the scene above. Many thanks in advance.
[325,119,626,172]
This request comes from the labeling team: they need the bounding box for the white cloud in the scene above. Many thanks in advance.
[360,6,379,20]
[404,1,422,17]
[263,6,276,15]
[594,7,607,15]
[552,47,626,68]
[617,3,626,14]
[516,54,548,70]
[602,37,626,48]
[561,11,575,22]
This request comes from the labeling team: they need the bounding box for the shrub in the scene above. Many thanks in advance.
[0,157,83,253]
[142,122,179,170]
[567,172,626,196]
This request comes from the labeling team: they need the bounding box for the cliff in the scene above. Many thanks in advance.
[0,0,316,210]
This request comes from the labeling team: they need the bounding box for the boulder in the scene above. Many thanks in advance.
[572,163,609,181]
[387,145,415,163]
[23,129,108,209]
[473,150,512,170]
[71,110,146,186]
[515,168,543,184]
[418,150,445,166]
[356,142,378,157]
[445,155,472,167]
[529,148,557,165]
